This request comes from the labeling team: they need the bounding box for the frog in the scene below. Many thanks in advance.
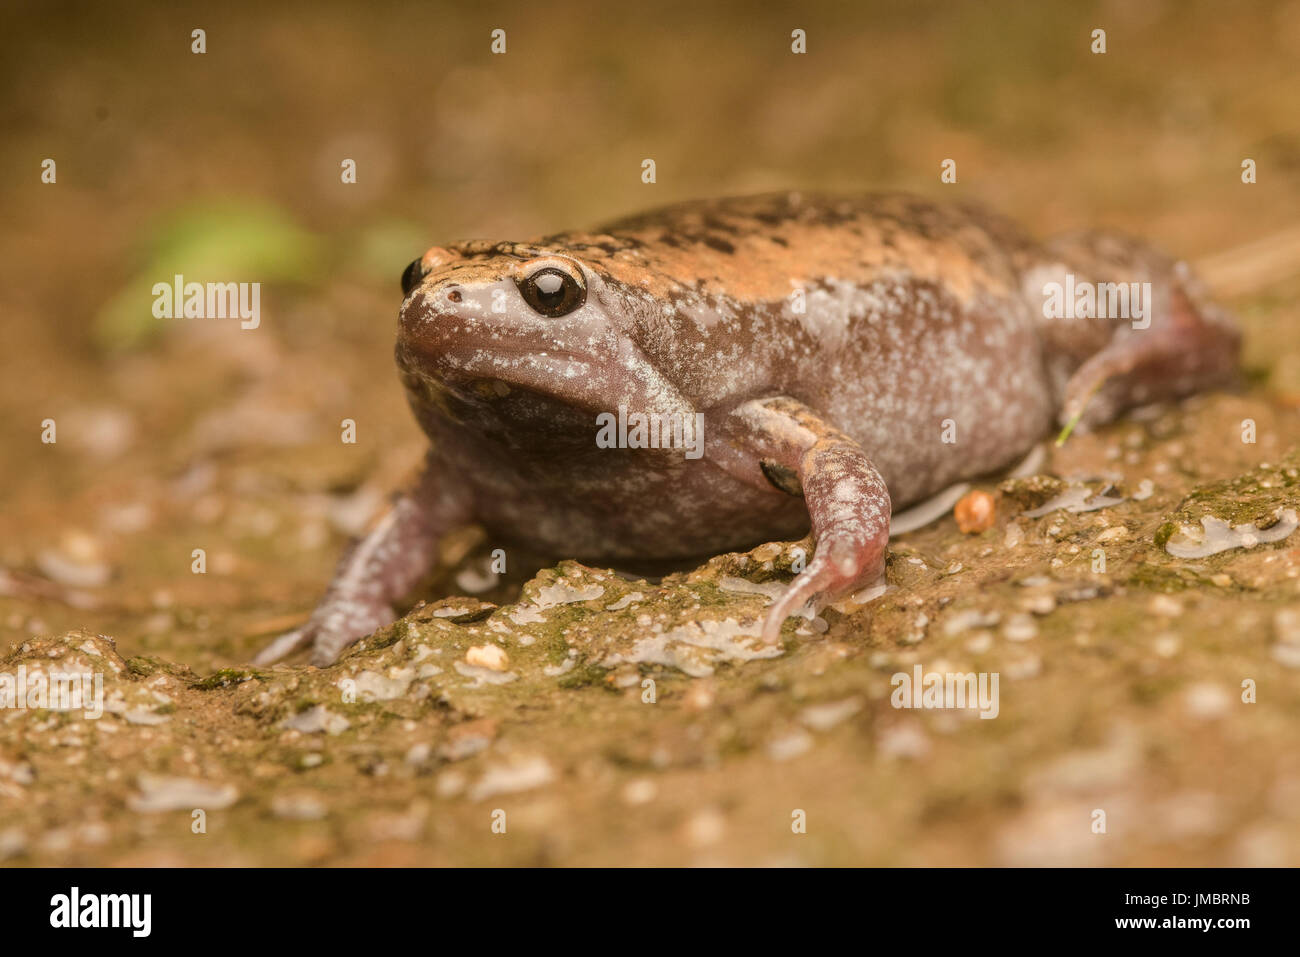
[254,191,1240,666]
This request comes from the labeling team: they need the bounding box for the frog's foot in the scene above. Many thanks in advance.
[711,396,890,645]
[252,460,468,667]
[254,597,396,668]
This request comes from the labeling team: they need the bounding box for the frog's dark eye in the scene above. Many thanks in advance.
[516,267,585,317]
[401,259,429,297]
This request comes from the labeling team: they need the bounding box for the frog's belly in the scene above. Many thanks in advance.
[474,457,812,562]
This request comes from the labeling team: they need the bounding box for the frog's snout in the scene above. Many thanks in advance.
[397,277,507,371]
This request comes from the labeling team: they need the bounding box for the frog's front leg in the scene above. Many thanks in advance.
[711,397,891,644]
[253,458,470,667]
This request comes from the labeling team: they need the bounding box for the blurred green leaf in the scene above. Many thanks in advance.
[95,199,324,352]
[352,219,431,286]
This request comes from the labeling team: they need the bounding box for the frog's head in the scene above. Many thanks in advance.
[395,242,693,450]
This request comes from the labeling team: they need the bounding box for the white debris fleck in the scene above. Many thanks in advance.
[1002,613,1038,642]
[455,564,500,594]
[507,604,546,625]
[1183,683,1231,720]
[1268,647,1300,670]
[534,581,605,607]
[1165,508,1298,559]
[1004,653,1042,680]
[36,544,111,589]
[605,592,644,611]
[799,697,863,731]
[683,807,726,847]
[719,577,786,602]
[1153,633,1182,658]
[453,661,518,685]
[767,728,814,761]
[1276,609,1300,645]
[347,668,415,701]
[1272,608,1300,668]
[877,723,931,759]
[431,605,475,618]
[943,609,1000,636]
[469,756,555,801]
[405,742,432,766]
[1024,485,1124,518]
[128,774,238,813]
[603,616,782,677]
[436,770,467,798]
[622,778,657,805]
[282,705,350,735]
[271,792,327,821]
[0,828,27,860]
[542,658,576,677]
[1148,595,1184,617]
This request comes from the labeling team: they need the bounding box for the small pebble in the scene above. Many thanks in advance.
[1183,683,1230,719]
[1149,595,1184,617]
[465,644,509,671]
[954,490,996,533]
[1152,633,1181,658]
[767,728,814,761]
[622,779,657,805]
[877,723,931,759]
[683,808,726,847]
[1003,614,1038,642]
[271,792,327,821]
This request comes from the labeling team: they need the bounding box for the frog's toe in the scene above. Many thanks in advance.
[760,541,880,644]
[306,602,397,666]
[252,601,396,667]
[252,626,312,666]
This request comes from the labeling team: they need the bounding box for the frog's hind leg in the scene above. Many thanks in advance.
[1058,283,1240,438]
[710,396,891,644]
[1035,233,1242,438]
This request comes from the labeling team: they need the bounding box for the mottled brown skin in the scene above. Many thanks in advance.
[255,192,1240,666]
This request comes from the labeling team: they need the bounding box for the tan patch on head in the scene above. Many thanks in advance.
[421,246,460,270]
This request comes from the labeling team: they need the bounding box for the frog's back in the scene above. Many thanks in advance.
[540,191,1041,305]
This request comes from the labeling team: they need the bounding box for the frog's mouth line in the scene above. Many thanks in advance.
[397,340,697,422]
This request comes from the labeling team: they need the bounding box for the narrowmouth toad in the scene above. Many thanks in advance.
[255,192,1240,666]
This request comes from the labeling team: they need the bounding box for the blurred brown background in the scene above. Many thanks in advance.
[0,0,1298,866]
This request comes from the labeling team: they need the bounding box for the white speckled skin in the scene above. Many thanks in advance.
[256,192,1240,665]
